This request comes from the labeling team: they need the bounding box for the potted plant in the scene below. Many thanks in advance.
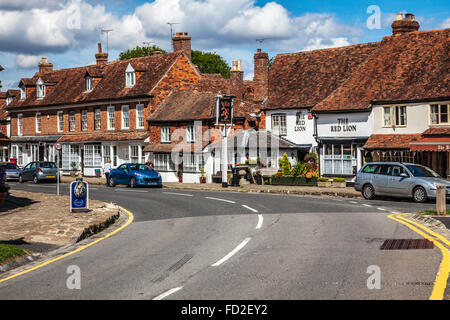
[332,177,347,188]
[0,166,10,207]
[70,161,78,177]
[199,167,206,183]
[177,168,183,183]
[317,177,331,187]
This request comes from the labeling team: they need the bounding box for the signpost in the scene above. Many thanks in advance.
[55,143,62,196]
[215,95,234,188]
[70,179,89,213]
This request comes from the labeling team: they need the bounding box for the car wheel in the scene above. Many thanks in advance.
[109,177,116,187]
[413,186,428,203]
[19,175,24,183]
[362,184,375,200]
[33,175,39,184]
[130,177,136,188]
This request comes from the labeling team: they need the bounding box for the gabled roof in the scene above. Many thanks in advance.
[265,42,380,110]
[314,29,449,112]
[7,52,184,110]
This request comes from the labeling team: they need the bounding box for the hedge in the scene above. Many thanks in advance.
[270,176,318,186]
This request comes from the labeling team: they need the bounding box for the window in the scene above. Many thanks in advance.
[296,111,305,125]
[36,113,41,133]
[36,78,45,99]
[130,145,139,163]
[140,146,146,164]
[17,114,23,136]
[183,153,204,172]
[20,86,26,100]
[18,146,23,166]
[84,144,102,167]
[383,106,407,127]
[57,111,63,132]
[186,125,196,142]
[121,105,129,129]
[81,110,88,131]
[125,64,136,87]
[107,106,115,130]
[154,154,175,171]
[136,105,144,129]
[69,111,76,132]
[272,114,287,135]
[161,127,171,143]
[102,145,111,164]
[323,143,357,175]
[86,76,93,92]
[94,108,101,130]
[430,104,449,125]
[6,96,12,105]
[62,144,80,170]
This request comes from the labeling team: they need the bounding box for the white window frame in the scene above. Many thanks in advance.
[161,127,171,143]
[121,105,129,130]
[85,76,93,92]
[129,145,140,163]
[430,103,449,125]
[36,112,41,133]
[382,106,407,127]
[186,125,196,143]
[81,109,88,131]
[125,64,136,88]
[271,114,287,136]
[107,106,115,130]
[84,144,102,167]
[94,108,101,130]
[6,96,12,105]
[57,111,64,132]
[154,153,175,172]
[17,114,23,136]
[136,104,145,129]
[36,78,45,99]
[69,111,76,132]
[20,86,26,100]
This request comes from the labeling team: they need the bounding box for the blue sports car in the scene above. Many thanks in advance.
[108,163,162,188]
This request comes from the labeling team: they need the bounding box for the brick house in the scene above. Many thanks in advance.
[6,39,201,175]
[0,68,11,162]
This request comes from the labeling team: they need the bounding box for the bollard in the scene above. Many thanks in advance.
[436,184,446,215]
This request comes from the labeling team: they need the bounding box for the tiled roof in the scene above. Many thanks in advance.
[314,29,449,112]
[7,52,182,110]
[265,42,380,110]
[57,131,149,143]
[143,140,209,153]
[363,134,422,149]
[422,126,450,135]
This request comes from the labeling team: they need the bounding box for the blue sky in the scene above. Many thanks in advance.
[0,0,448,89]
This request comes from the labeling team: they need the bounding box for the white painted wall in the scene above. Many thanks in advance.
[317,112,373,138]
[372,103,430,134]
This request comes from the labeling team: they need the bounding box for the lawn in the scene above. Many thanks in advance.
[420,209,450,216]
[0,244,28,264]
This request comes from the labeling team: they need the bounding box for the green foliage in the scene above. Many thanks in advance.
[268,57,275,70]
[119,45,167,60]
[333,178,346,183]
[0,244,28,264]
[279,153,292,177]
[304,152,318,163]
[191,50,231,78]
[420,209,450,215]
[318,177,330,182]
[291,161,307,177]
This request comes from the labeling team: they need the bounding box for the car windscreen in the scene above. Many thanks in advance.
[129,164,152,171]
[40,162,57,169]
[0,163,16,169]
[405,165,440,178]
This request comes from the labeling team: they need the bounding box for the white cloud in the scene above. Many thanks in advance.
[442,17,450,28]
[15,54,41,69]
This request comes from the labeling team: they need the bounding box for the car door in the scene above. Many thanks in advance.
[115,164,129,184]
[372,164,392,195]
[23,163,35,180]
[21,163,32,180]
[388,165,411,196]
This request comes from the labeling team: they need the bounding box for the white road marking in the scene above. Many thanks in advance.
[349,201,358,204]
[153,287,183,300]
[256,215,264,230]
[163,192,193,197]
[212,237,251,267]
[363,204,372,207]
[377,207,387,211]
[391,211,400,214]
[242,205,258,213]
[114,189,148,193]
[205,197,236,204]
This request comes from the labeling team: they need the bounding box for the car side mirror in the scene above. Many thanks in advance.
[400,173,408,178]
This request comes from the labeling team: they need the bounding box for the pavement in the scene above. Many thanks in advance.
[0,181,447,300]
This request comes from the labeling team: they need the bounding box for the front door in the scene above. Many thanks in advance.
[39,146,44,161]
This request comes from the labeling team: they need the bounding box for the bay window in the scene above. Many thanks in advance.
[62,144,81,170]
[323,143,357,175]
[154,153,175,171]
[84,144,102,167]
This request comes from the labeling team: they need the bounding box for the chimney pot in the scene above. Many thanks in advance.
[172,31,192,60]
[98,43,102,53]
[39,57,53,74]
[391,12,419,35]
[395,13,403,20]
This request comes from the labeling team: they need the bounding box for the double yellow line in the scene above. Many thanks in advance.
[0,206,134,284]
[388,213,450,300]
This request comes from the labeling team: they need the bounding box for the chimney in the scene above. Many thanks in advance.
[253,49,268,102]
[38,57,53,74]
[172,32,192,60]
[392,13,420,35]
[95,43,108,66]
[230,60,244,99]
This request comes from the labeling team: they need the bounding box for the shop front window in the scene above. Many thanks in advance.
[323,143,357,175]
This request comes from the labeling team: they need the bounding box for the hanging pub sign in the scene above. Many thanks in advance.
[216,95,234,125]
[70,178,89,212]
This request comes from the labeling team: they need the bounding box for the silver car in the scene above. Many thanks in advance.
[19,161,59,184]
[0,162,21,181]
[355,162,450,203]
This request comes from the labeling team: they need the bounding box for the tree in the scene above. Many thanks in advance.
[191,50,231,79]
[119,45,167,60]
[279,153,292,177]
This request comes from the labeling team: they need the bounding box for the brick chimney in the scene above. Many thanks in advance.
[230,60,244,99]
[95,43,108,66]
[38,57,53,74]
[172,32,191,60]
[392,13,420,35]
[253,49,268,102]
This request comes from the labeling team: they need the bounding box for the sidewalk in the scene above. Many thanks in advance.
[60,175,361,199]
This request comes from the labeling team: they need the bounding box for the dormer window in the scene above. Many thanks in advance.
[36,78,45,99]
[86,76,93,92]
[125,64,136,88]
[6,96,12,105]
[20,86,26,100]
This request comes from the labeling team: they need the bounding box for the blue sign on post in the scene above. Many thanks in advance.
[70,179,89,212]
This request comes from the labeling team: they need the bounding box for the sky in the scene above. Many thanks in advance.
[0,0,448,89]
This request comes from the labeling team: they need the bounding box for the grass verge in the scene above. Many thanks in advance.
[0,244,29,264]
[419,209,450,216]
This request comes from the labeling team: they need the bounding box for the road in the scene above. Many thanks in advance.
[0,181,445,300]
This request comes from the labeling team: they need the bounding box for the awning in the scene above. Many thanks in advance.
[410,137,450,152]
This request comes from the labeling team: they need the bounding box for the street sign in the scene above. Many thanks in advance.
[70,179,89,212]
[55,143,62,151]
[216,95,234,125]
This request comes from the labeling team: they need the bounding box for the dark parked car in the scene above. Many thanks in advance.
[355,162,450,202]
[108,163,162,188]
[19,161,59,184]
[0,162,21,181]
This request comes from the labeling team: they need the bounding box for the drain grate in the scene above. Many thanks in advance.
[380,239,434,250]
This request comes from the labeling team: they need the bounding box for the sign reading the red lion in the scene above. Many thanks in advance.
[216,95,234,125]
